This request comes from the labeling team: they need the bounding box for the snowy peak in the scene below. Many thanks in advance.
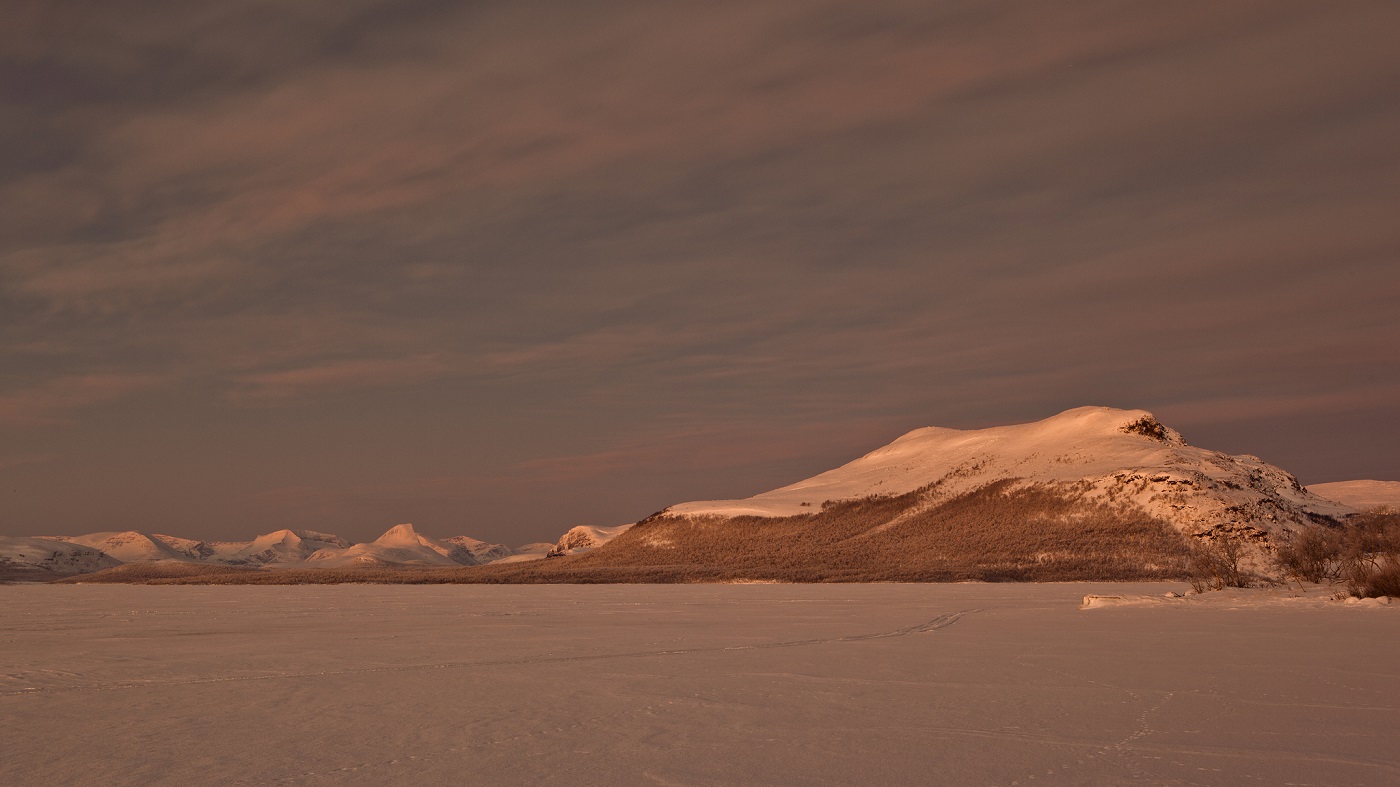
[665,407,1352,536]
[208,528,354,565]
[303,524,510,568]
[374,523,426,546]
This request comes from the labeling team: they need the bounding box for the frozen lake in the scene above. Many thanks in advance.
[3,583,1398,785]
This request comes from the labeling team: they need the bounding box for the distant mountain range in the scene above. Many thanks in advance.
[4,407,1396,582]
[0,523,523,581]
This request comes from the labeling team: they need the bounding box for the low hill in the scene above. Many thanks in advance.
[1309,480,1400,511]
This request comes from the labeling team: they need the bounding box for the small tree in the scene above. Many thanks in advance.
[1187,532,1251,591]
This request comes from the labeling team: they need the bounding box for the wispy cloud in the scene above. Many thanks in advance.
[228,355,457,402]
[1,1,1397,540]
[0,374,166,426]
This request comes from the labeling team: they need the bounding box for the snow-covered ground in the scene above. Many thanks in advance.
[3,584,1396,786]
[1309,479,1400,510]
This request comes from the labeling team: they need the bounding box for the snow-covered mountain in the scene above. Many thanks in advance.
[203,529,352,565]
[19,524,515,575]
[658,407,1351,537]
[0,536,122,578]
[1308,480,1400,511]
[49,531,211,563]
[441,535,514,564]
[304,523,496,567]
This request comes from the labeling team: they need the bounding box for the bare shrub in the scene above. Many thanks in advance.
[1342,510,1400,598]
[1349,558,1400,599]
[1272,524,1344,585]
[1187,533,1251,591]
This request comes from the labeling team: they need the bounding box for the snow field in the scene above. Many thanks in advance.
[3,583,1397,786]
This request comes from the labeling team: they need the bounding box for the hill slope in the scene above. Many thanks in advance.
[526,407,1357,582]
[1308,480,1400,511]
[666,407,1349,536]
[48,531,210,563]
[0,536,122,580]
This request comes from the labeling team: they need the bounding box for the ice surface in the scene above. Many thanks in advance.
[3,583,1397,786]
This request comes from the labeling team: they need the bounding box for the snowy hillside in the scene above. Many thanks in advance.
[1308,480,1400,511]
[0,536,122,577]
[442,535,514,564]
[48,531,211,563]
[547,525,636,557]
[663,407,1352,537]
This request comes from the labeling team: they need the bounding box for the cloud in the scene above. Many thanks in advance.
[1,1,1398,539]
[0,373,166,426]
[228,354,456,402]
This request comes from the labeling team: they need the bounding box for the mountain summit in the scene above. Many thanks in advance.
[665,406,1349,536]
[539,408,1359,579]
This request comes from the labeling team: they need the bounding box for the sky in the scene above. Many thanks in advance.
[2,1,1398,545]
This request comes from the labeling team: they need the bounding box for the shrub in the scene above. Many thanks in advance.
[1272,524,1344,584]
[1342,510,1400,598]
[1187,533,1251,591]
[1349,558,1400,599]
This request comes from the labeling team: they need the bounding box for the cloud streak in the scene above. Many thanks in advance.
[2,1,1398,541]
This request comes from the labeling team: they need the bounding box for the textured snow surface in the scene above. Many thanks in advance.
[1309,480,1400,510]
[3,584,1397,786]
[667,407,1352,534]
